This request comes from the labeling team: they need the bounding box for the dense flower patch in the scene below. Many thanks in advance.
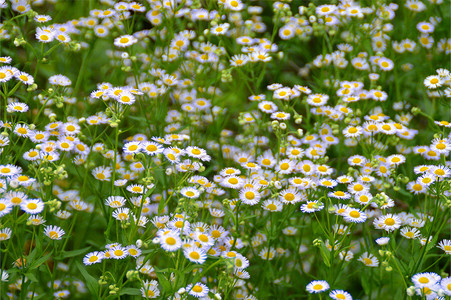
[0,0,450,299]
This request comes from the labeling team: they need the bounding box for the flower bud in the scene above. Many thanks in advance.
[406,286,415,296]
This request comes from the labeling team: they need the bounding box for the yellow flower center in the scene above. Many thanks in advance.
[245,191,255,199]
[280,163,289,170]
[419,277,429,284]
[384,218,395,226]
[313,284,323,290]
[27,203,37,210]
[267,203,277,211]
[284,193,295,201]
[166,237,176,245]
[228,178,238,185]
[190,252,200,260]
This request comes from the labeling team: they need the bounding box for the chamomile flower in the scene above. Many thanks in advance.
[160,232,182,252]
[294,85,312,94]
[141,284,160,299]
[407,181,427,194]
[0,67,13,82]
[378,57,394,71]
[0,199,12,217]
[15,72,34,85]
[375,237,390,246]
[180,187,200,199]
[116,91,136,105]
[7,102,28,113]
[142,141,164,155]
[91,166,112,181]
[112,208,130,221]
[110,246,128,259]
[300,201,324,213]
[354,192,373,205]
[0,164,21,177]
[126,245,141,258]
[374,214,401,232]
[105,196,126,208]
[437,239,451,254]
[114,35,138,47]
[348,182,369,194]
[259,247,276,260]
[279,188,303,204]
[55,32,71,43]
[271,111,290,120]
[0,269,8,282]
[230,54,249,67]
[49,74,71,86]
[0,228,12,241]
[358,252,379,267]
[387,154,406,166]
[276,159,294,174]
[44,225,65,240]
[440,277,451,296]
[412,272,441,288]
[20,199,44,214]
[400,227,421,239]
[307,94,329,106]
[316,4,336,15]
[221,176,244,189]
[424,75,444,89]
[328,190,351,200]
[306,280,329,293]
[343,208,367,223]
[83,251,104,265]
[0,56,12,63]
[430,165,451,178]
[430,138,451,154]
[252,51,271,62]
[417,22,434,33]
[319,178,338,188]
[36,29,54,43]
[186,282,209,298]
[184,247,207,264]
[329,290,352,300]
[343,125,363,138]
[261,199,283,212]
[239,187,261,205]
[211,23,230,35]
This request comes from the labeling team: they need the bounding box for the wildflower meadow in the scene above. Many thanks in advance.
[0,0,450,299]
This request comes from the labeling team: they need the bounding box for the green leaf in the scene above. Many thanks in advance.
[360,270,371,295]
[28,252,53,270]
[425,235,439,253]
[155,269,172,293]
[318,243,331,268]
[119,288,141,296]
[60,246,91,259]
[24,272,39,283]
[75,261,99,296]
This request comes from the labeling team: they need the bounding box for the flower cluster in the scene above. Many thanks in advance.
[0,0,449,299]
